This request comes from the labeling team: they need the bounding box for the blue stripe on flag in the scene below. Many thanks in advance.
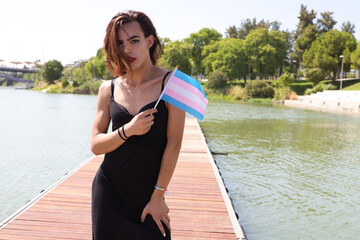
[162,94,204,120]
[174,70,207,97]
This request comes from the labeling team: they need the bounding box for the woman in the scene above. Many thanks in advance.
[90,10,185,240]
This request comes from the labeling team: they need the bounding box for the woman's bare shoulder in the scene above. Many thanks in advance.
[155,67,172,82]
[97,80,113,100]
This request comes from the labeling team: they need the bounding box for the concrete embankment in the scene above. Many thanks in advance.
[284,90,360,115]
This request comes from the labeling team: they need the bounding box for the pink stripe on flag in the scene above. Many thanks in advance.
[172,76,208,105]
[165,88,206,115]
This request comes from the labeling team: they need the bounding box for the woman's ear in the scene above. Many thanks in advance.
[146,35,154,48]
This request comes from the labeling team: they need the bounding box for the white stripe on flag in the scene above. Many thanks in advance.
[167,81,207,111]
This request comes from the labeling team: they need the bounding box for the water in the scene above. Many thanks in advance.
[200,101,360,240]
[0,87,97,222]
[1,88,359,239]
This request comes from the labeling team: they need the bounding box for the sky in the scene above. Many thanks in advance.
[1,0,359,65]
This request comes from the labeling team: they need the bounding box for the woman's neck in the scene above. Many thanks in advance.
[125,62,156,86]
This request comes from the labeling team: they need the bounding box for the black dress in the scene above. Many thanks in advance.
[92,72,171,240]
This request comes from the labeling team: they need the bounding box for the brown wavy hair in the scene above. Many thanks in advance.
[104,10,162,77]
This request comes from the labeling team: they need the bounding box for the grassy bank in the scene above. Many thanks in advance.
[32,80,102,95]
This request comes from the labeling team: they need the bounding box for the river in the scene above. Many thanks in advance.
[1,87,359,239]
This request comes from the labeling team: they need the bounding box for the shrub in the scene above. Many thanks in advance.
[244,80,275,99]
[274,87,297,101]
[61,78,69,88]
[229,85,244,100]
[74,80,102,94]
[305,67,326,84]
[207,70,227,90]
[276,72,294,87]
[305,82,337,95]
[72,80,80,87]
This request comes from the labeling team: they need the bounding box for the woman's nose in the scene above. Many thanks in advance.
[123,42,132,53]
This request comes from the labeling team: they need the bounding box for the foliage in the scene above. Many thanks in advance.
[304,82,337,95]
[202,38,247,80]
[350,43,360,69]
[157,40,192,75]
[341,21,355,36]
[43,60,64,84]
[303,29,357,83]
[244,80,275,99]
[226,25,238,38]
[294,24,319,63]
[290,81,314,95]
[317,11,337,33]
[84,48,111,79]
[185,28,222,74]
[207,70,227,90]
[73,80,102,95]
[61,78,69,88]
[304,67,326,84]
[244,28,290,79]
[276,72,295,87]
[229,85,245,100]
[295,4,317,39]
[274,86,297,101]
[226,18,282,40]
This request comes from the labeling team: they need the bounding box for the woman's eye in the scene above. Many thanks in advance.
[132,39,140,44]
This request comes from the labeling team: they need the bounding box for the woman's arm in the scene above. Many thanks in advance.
[140,101,186,236]
[90,81,157,155]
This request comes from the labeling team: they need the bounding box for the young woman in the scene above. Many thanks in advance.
[90,10,185,240]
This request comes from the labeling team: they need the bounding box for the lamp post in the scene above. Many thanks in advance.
[189,59,194,77]
[340,55,344,90]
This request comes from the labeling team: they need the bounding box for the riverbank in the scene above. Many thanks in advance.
[284,90,360,115]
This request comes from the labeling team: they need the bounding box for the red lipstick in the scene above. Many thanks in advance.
[127,57,136,63]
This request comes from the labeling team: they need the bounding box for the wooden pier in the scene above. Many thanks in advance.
[0,118,246,239]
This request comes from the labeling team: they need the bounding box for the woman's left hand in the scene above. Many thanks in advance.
[140,194,171,236]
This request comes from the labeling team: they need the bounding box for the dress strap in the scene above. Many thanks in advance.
[111,79,115,98]
[161,71,171,92]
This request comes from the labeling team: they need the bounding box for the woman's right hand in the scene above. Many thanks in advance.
[124,108,157,137]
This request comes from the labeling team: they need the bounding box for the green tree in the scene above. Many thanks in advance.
[157,40,193,75]
[303,29,356,83]
[341,21,355,37]
[43,60,63,84]
[201,40,223,75]
[277,72,295,87]
[350,43,360,70]
[294,24,319,64]
[203,38,247,80]
[185,28,222,75]
[317,11,337,33]
[207,70,227,90]
[295,4,317,39]
[160,37,171,55]
[226,25,238,38]
[84,48,109,79]
[244,28,289,79]
[235,18,281,39]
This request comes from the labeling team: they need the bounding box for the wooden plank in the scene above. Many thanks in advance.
[0,118,246,240]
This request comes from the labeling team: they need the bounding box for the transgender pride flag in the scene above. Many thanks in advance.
[154,67,208,120]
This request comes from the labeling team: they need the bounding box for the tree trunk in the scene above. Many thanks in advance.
[332,70,337,85]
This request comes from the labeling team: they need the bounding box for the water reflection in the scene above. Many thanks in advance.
[200,100,360,240]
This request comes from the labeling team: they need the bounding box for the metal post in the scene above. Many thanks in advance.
[340,55,344,90]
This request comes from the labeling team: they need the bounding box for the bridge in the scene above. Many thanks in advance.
[0,66,37,84]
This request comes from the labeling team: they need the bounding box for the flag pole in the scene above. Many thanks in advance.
[153,66,178,110]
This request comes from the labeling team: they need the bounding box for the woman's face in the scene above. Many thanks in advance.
[117,21,154,71]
